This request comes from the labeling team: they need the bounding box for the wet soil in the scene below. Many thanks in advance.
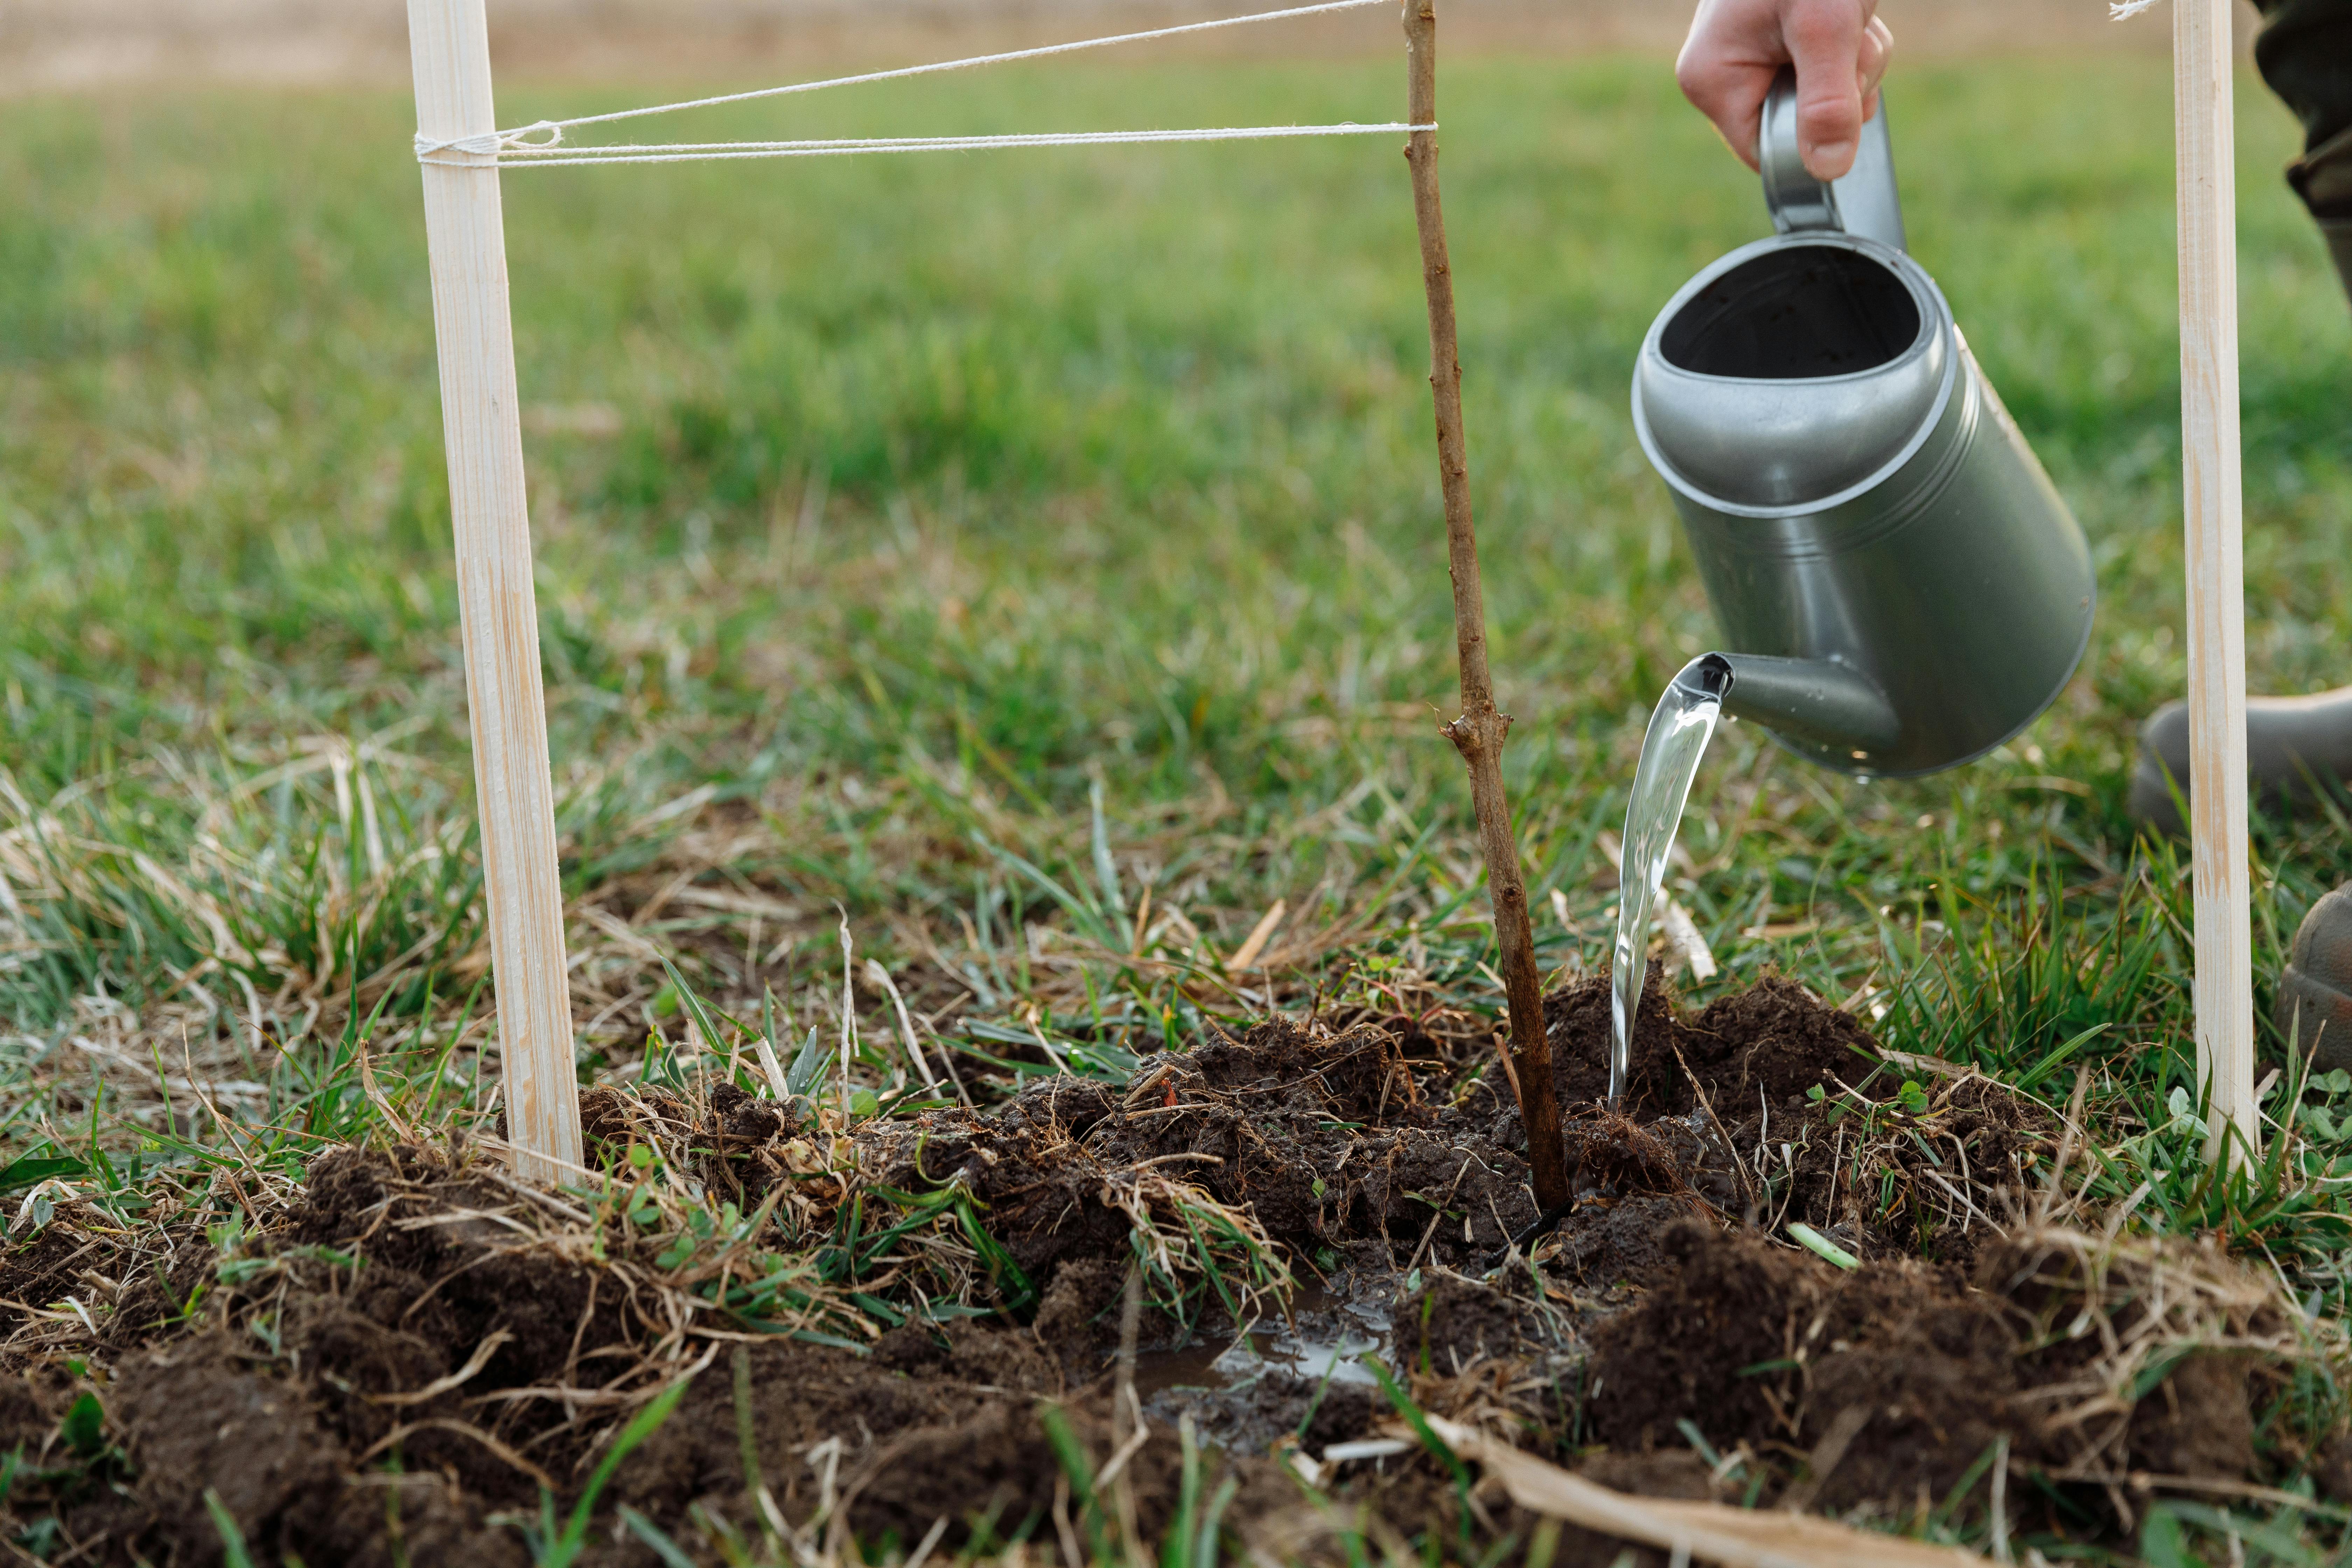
[0,968,2309,1566]
[1542,965,2054,1270]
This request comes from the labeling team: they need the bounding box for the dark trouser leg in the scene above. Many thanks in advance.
[2252,0,2352,303]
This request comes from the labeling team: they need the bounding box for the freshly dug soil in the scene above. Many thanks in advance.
[853,1018,1545,1277]
[1586,1220,2284,1517]
[1592,1223,2024,1510]
[0,971,2305,1567]
[3,1145,1222,1567]
[1541,965,2052,1269]
[1547,967,1879,1117]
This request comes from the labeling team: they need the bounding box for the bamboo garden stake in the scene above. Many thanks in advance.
[2172,0,2257,1164]
[408,0,583,1182]
[1402,0,1572,1214]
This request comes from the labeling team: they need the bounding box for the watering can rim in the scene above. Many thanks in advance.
[1631,230,1959,520]
[1637,229,1946,387]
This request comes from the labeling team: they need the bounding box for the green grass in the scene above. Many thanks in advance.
[0,49,2350,1561]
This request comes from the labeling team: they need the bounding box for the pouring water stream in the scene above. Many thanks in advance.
[1608,654,1731,1108]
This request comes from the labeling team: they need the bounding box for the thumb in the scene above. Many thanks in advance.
[1783,2,1869,180]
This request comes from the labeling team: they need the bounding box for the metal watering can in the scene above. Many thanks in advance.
[1630,73,2093,777]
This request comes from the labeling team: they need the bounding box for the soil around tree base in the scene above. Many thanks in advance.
[0,972,2326,1566]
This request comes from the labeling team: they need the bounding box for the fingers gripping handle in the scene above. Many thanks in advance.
[1758,67,1907,252]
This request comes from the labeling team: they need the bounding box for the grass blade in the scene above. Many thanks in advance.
[550,1378,692,1567]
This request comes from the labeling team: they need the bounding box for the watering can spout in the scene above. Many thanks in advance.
[1711,652,1902,764]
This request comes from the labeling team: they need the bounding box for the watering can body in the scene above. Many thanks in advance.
[1630,77,2093,778]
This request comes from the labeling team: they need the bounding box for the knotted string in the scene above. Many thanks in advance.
[414,121,565,159]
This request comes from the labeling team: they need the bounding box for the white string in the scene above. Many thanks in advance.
[2107,0,2162,15]
[420,121,1430,169]
[412,0,1395,161]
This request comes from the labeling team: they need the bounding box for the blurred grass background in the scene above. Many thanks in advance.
[0,50,2347,1153]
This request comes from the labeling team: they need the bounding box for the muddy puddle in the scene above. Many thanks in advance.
[0,968,2336,1566]
[1133,1284,1393,1399]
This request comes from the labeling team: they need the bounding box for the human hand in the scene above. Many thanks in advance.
[1676,0,1893,181]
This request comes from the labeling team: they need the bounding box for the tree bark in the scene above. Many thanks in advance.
[1401,0,1570,1214]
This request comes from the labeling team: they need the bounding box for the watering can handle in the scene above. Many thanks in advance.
[1758,67,1907,253]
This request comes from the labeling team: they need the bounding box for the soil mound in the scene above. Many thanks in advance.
[1589,1222,2019,1511]
[0,979,2297,1566]
[1588,1221,2294,1518]
[0,1013,1591,1566]
[852,1018,1547,1283]
[0,1145,1315,1567]
[1547,966,1878,1117]
[1539,966,2051,1267]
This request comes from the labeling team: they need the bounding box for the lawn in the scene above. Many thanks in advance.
[3,44,2351,1564]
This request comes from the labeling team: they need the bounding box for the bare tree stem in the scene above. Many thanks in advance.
[1401,0,1569,1214]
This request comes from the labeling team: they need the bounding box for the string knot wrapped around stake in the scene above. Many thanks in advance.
[413,121,564,161]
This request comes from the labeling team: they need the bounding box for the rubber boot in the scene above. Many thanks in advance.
[2129,687,2352,836]
[2281,886,2352,1069]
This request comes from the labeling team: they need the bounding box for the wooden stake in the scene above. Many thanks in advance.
[1402,0,1570,1214]
[408,0,583,1183]
[2174,0,2257,1164]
